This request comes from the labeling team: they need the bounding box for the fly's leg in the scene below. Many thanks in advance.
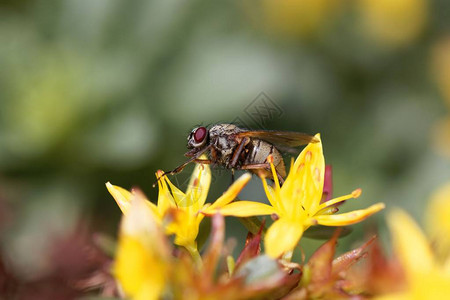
[229,137,250,168]
[194,159,212,164]
[168,157,212,176]
[240,163,270,169]
[240,163,285,185]
[228,137,251,185]
[153,145,212,187]
[277,172,285,185]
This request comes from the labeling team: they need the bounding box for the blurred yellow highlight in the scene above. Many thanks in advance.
[358,0,427,48]
[431,37,450,107]
[426,183,450,260]
[262,0,343,38]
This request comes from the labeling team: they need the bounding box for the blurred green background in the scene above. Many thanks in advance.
[1,0,450,279]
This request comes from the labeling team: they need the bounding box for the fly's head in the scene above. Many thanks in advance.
[185,126,209,157]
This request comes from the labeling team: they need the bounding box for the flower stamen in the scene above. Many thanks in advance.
[261,176,279,211]
[267,155,281,192]
[315,188,362,215]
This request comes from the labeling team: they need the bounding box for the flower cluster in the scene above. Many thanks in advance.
[202,134,384,258]
[104,134,393,299]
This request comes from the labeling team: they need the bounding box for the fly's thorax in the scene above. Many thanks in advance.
[209,124,244,162]
[209,124,243,138]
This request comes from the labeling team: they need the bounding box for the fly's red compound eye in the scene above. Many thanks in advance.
[194,127,207,143]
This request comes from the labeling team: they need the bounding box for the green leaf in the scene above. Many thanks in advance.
[197,216,211,251]
[239,216,266,235]
[93,233,117,257]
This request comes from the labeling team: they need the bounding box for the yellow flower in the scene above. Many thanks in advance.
[203,134,385,258]
[114,190,171,300]
[378,208,450,299]
[106,158,252,256]
[157,167,251,255]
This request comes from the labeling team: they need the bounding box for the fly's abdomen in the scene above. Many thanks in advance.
[246,140,286,179]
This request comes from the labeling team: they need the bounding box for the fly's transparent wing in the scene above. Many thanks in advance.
[235,130,318,147]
